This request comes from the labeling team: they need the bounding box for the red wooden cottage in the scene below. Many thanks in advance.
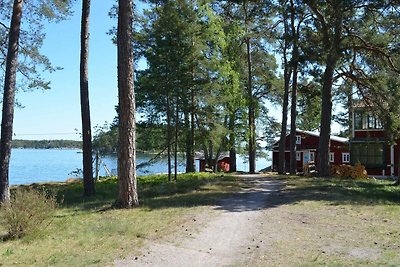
[272,130,349,173]
[350,103,397,177]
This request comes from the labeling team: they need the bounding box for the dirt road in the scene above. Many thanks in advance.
[114,174,283,266]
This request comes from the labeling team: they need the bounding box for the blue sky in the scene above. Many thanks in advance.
[13,3,121,141]
[11,2,342,142]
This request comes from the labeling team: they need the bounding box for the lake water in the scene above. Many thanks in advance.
[9,149,271,186]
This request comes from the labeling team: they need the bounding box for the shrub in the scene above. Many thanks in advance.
[330,162,368,179]
[0,188,57,239]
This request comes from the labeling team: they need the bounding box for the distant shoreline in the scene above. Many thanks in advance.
[12,139,82,150]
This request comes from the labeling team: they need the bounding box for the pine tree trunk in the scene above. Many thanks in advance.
[187,64,196,173]
[166,94,172,181]
[289,0,299,175]
[317,5,343,177]
[0,0,23,204]
[174,96,178,181]
[116,0,139,208]
[395,147,400,185]
[278,65,290,174]
[189,88,196,172]
[184,81,195,173]
[278,10,291,175]
[80,0,95,196]
[317,60,334,177]
[246,37,256,174]
[289,65,298,175]
[229,112,237,173]
[184,111,194,173]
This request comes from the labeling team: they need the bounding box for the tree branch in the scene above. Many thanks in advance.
[348,33,400,74]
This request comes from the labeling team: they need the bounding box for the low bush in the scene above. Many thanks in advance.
[0,188,57,239]
[330,162,368,179]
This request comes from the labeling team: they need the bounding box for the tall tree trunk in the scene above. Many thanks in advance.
[246,37,256,173]
[317,58,335,177]
[278,6,291,175]
[116,0,139,208]
[278,65,291,174]
[0,0,23,204]
[184,111,192,172]
[185,84,195,173]
[189,87,196,172]
[228,112,237,172]
[395,147,400,185]
[289,75,298,175]
[289,66,298,175]
[207,140,213,170]
[187,59,196,173]
[166,94,172,181]
[80,0,95,196]
[174,96,178,181]
[289,0,299,175]
[317,5,343,177]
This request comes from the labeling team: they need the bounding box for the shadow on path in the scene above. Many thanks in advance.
[213,175,285,212]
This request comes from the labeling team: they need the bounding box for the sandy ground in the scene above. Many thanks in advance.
[114,174,283,267]
[114,175,400,266]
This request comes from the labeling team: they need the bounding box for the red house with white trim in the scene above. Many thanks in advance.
[350,104,397,177]
[272,130,349,173]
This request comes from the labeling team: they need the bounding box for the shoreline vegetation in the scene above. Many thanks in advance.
[12,140,82,149]
[11,139,166,155]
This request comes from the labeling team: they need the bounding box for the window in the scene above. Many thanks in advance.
[296,152,301,161]
[354,112,363,130]
[329,152,335,163]
[350,143,384,167]
[310,152,315,162]
[342,153,350,163]
[354,111,383,130]
[296,135,301,144]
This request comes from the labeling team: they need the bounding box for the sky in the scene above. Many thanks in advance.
[13,3,121,141]
[10,2,342,142]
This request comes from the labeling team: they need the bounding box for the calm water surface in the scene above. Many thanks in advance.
[9,149,271,185]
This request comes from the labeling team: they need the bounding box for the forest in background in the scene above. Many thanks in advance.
[95,1,400,178]
[11,139,82,149]
[1,0,400,206]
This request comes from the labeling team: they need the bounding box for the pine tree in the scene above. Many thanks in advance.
[80,0,95,196]
[0,0,73,204]
[116,0,139,208]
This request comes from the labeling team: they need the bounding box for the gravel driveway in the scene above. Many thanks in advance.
[114,174,283,267]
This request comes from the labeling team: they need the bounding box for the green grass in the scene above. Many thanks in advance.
[251,175,400,266]
[281,176,400,205]
[0,173,240,266]
[2,174,399,266]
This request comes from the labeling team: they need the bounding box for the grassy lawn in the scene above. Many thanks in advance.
[251,176,400,266]
[1,174,400,266]
[0,173,240,266]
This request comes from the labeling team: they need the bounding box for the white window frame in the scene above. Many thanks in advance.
[310,152,315,162]
[329,152,335,163]
[296,151,301,161]
[342,153,350,163]
[296,135,301,145]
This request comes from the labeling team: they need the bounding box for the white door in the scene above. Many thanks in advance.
[303,151,310,164]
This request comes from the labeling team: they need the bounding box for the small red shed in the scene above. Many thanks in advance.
[196,152,230,172]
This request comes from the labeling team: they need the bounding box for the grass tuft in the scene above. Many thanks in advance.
[0,188,57,240]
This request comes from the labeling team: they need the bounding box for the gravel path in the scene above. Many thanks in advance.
[114,174,283,267]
